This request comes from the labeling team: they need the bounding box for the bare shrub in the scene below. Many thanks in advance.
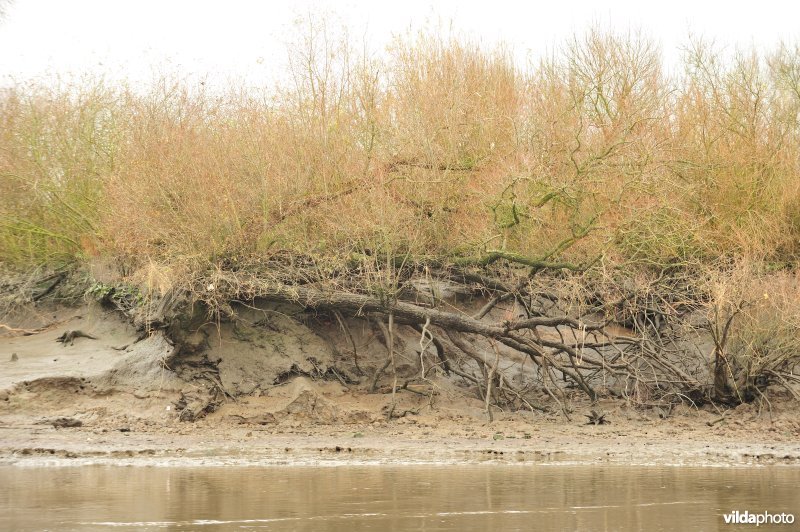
[704,263,800,403]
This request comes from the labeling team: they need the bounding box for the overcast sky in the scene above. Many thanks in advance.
[0,0,798,88]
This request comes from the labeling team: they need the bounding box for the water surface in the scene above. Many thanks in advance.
[1,465,798,531]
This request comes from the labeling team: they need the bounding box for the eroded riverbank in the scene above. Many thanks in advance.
[2,301,799,469]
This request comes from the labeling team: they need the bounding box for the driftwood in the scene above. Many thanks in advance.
[228,413,276,425]
[0,319,69,337]
[56,330,98,346]
[585,410,610,425]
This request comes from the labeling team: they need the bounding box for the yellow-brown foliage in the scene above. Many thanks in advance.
[2,28,799,283]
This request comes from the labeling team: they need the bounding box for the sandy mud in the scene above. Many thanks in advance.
[1,302,799,467]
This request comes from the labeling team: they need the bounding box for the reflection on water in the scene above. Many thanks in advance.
[0,464,798,531]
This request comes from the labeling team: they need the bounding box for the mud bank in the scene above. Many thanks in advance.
[2,419,800,468]
[1,299,799,468]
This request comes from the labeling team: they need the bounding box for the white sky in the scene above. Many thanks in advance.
[0,0,798,88]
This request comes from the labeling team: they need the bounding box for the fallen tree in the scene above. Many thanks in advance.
[177,256,738,419]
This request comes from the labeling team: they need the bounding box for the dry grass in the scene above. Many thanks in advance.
[1,27,799,285]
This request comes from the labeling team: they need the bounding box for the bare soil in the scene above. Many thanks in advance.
[1,303,799,467]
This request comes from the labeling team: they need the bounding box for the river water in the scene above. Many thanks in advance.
[1,464,798,531]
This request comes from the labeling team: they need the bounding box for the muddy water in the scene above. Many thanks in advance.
[1,465,798,531]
